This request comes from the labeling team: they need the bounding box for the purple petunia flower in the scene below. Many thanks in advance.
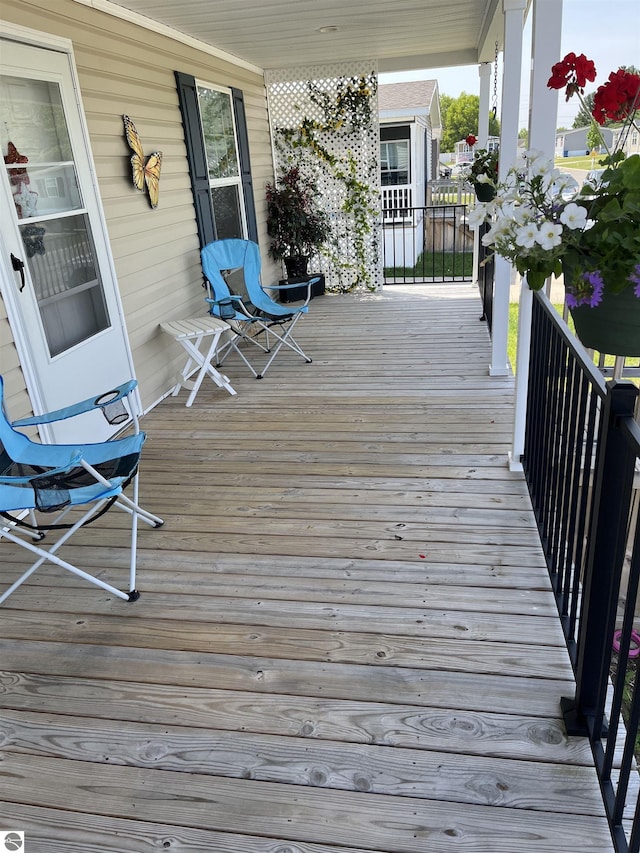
[566,270,604,307]
[629,264,640,298]
[584,271,604,307]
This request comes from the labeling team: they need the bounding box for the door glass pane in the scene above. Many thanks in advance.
[211,185,243,240]
[1,74,110,358]
[20,214,108,357]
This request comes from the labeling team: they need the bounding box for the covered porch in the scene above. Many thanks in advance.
[0,283,614,851]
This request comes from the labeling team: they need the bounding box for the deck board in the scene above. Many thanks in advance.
[0,283,615,852]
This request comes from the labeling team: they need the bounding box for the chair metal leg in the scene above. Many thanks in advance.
[79,460,164,529]
[254,314,311,378]
[0,498,134,604]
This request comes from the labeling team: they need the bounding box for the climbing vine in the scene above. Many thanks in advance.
[270,70,381,293]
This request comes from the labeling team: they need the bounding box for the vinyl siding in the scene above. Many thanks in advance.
[1,0,277,414]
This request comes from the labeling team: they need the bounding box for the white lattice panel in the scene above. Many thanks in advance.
[266,61,382,292]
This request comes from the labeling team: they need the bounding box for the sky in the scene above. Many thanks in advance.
[379,0,640,131]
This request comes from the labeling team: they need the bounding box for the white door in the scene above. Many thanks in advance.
[0,39,136,443]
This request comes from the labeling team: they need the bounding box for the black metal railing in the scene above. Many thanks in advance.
[382,204,473,283]
[523,291,640,853]
[477,221,494,331]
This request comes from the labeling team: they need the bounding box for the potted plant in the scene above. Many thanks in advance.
[469,53,640,356]
[265,166,330,278]
[465,134,500,201]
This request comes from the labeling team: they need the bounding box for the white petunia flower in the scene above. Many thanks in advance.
[524,148,545,162]
[515,223,539,248]
[530,157,554,178]
[542,169,562,192]
[482,220,509,245]
[468,204,488,227]
[511,205,530,225]
[503,171,520,191]
[536,222,563,249]
[560,203,588,230]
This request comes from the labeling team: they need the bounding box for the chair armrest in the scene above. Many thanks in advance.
[11,380,138,428]
[266,277,321,291]
[205,295,243,305]
[205,294,244,320]
[266,277,319,308]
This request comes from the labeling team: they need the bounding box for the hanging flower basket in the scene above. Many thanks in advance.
[568,282,640,357]
[469,54,640,328]
[474,182,496,202]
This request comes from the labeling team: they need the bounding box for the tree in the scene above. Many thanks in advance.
[586,121,603,152]
[440,92,500,152]
[439,93,453,138]
[573,92,595,129]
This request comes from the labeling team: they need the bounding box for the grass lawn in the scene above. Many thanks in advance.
[508,303,568,371]
[385,250,473,279]
[508,302,638,382]
[554,154,606,170]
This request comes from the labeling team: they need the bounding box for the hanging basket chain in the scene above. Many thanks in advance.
[492,40,499,119]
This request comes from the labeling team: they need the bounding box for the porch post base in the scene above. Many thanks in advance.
[560,696,589,737]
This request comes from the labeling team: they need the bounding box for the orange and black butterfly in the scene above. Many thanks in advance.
[123,114,162,209]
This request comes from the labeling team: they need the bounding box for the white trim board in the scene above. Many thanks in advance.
[72,0,264,76]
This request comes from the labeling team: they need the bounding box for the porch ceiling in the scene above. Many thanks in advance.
[98,0,504,72]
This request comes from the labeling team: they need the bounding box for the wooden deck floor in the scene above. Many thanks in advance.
[0,283,614,852]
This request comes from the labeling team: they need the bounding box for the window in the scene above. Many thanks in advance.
[380,139,409,187]
[197,84,245,240]
[175,72,257,248]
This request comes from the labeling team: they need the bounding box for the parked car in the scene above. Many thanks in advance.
[551,174,579,200]
[583,168,606,190]
[451,162,471,180]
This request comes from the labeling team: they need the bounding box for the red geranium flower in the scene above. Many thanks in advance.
[547,51,596,100]
[465,134,477,147]
[592,69,640,125]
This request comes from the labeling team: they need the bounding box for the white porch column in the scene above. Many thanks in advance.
[490,0,527,377]
[509,0,564,469]
[478,63,492,147]
[473,63,493,286]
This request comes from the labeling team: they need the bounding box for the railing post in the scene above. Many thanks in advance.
[562,380,640,736]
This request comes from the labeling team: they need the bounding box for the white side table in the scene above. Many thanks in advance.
[160,316,236,406]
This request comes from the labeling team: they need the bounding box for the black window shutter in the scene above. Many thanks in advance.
[231,87,258,243]
[174,71,216,248]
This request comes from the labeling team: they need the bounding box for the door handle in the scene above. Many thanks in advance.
[10,253,25,292]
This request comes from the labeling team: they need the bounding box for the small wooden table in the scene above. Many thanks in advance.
[160,316,236,406]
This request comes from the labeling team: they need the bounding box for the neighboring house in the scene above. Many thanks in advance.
[612,123,640,158]
[378,80,442,267]
[555,126,614,158]
[0,1,277,436]
[454,135,500,165]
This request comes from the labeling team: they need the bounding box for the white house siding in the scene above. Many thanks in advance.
[1,0,275,415]
[0,308,31,419]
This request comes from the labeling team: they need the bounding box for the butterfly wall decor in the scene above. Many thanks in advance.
[123,114,162,209]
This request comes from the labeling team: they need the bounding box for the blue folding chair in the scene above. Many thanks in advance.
[0,376,163,605]
[201,239,318,379]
